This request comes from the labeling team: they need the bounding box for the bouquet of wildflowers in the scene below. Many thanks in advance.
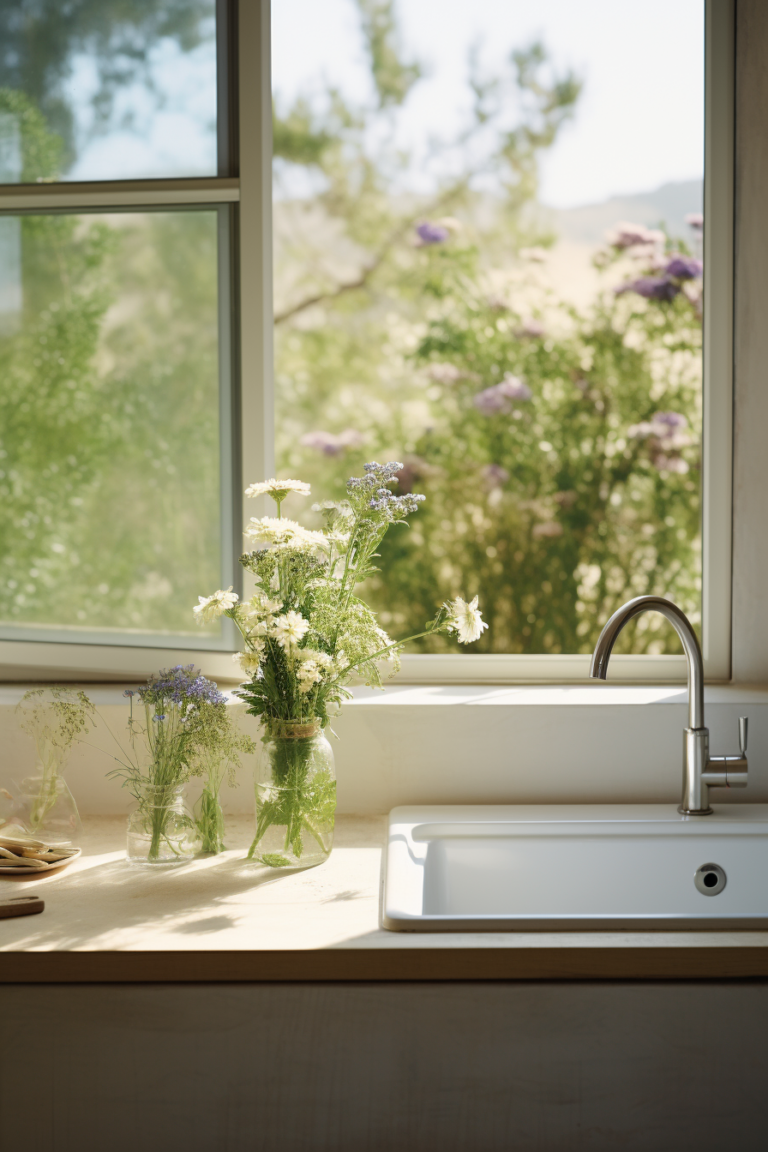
[7,688,95,841]
[194,463,487,866]
[108,665,252,861]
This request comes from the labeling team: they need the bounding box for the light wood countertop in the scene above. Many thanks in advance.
[2,816,768,981]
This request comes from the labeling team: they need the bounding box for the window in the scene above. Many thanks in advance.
[0,0,244,677]
[0,1,733,683]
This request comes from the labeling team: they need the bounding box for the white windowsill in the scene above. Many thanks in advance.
[2,682,768,708]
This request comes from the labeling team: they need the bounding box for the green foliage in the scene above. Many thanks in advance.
[0,137,222,633]
[274,19,702,656]
[16,687,95,763]
[356,0,422,108]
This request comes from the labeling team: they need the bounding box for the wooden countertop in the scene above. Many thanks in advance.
[2,816,768,982]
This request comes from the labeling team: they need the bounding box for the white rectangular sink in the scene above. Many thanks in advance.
[383,804,768,931]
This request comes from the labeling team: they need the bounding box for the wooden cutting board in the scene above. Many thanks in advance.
[0,895,44,920]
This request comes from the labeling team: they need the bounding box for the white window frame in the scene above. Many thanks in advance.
[0,0,734,686]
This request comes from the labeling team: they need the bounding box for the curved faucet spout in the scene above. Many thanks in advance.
[589,595,704,730]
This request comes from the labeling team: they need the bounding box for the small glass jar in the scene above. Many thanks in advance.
[2,774,82,846]
[248,721,336,869]
[126,784,201,865]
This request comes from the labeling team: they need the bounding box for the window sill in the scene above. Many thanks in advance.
[2,682,768,708]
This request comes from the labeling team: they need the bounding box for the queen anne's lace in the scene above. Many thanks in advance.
[245,478,311,500]
[194,466,488,729]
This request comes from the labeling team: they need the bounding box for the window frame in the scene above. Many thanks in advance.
[0,0,734,685]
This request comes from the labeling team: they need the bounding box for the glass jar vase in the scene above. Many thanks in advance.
[248,721,336,869]
[1,773,82,846]
[126,784,201,865]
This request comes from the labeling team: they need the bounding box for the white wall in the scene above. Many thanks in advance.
[2,685,766,816]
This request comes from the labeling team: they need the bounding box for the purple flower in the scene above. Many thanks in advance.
[416,221,450,245]
[615,276,681,302]
[685,213,704,231]
[652,411,688,430]
[481,463,509,489]
[473,375,532,414]
[300,428,365,457]
[652,453,690,474]
[665,256,702,280]
[606,221,666,250]
[139,665,225,709]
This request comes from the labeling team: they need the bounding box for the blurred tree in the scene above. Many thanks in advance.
[0,0,213,172]
[0,88,221,634]
[272,0,702,655]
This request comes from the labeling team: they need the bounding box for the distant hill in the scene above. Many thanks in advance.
[547,180,703,247]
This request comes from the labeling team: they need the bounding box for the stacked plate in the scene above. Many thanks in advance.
[0,834,81,874]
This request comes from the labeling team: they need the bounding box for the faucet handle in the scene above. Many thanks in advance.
[740,716,749,757]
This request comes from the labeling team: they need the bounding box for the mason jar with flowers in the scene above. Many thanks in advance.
[194,463,488,869]
[108,665,253,863]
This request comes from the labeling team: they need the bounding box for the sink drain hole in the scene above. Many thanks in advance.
[694,863,727,896]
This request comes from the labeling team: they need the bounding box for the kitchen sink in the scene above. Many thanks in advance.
[382,804,768,931]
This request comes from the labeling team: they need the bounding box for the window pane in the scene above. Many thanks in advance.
[0,1,217,182]
[0,208,232,645]
[273,0,704,654]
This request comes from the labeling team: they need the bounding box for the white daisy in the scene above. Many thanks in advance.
[296,660,323,693]
[271,610,310,650]
[298,648,334,670]
[232,649,263,674]
[245,478,311,502]
[447,596,488,644]
[193,586,239,624]
[245,517,327,551]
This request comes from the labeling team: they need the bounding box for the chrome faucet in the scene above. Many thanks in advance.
[589,595,748,815]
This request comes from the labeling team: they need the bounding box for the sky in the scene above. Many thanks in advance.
[272,0,704,209]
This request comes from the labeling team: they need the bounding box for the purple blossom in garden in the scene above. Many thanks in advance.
[515,319,545,339]
[652,411,688,430]
[615,276,681,302]
[481,463,510,489]
[665,255,703,280]
[606,221,666,250]
[499,373,532,400]
[474,374,532,414]
[628,411,692,474]
[427,362,463,384]
[416,221,450,245]
[685,213,704,231]
[652,453,689,474]
[299,428,365,456]
[474,388,508,414]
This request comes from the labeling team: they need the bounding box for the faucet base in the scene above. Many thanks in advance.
[677,804,714,817]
